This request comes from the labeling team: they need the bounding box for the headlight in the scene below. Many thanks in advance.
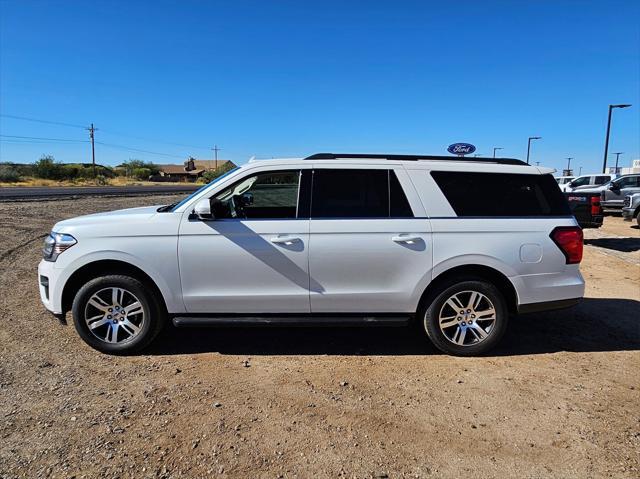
[43,232,77,262]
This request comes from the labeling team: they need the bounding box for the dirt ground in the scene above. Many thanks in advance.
[1,195,638,479]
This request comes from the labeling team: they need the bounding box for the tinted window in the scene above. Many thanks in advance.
[571,176,590,187]
[614,175,640,188]
[311,169,413,218]
[390,171,413,217]
[594,175,610,185]
[431,171,570,217]
[212,170,300,219]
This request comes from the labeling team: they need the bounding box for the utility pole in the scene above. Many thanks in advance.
[86,123,98,177]
[602,104,631,173]
[493,147,503,158]
[612,152,623,174]
[526,136,542,164]
[211,145,221,170]
[566,157,574,174]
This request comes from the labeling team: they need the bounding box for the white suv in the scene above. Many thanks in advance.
[38,153,585,356]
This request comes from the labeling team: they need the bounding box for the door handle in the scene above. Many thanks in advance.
[270,236,301,246]
[392,234,422,244]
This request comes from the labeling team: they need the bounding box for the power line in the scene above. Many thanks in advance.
[0,114,86,129]
[2,113,211,151]
[99,128,211,151]
[0,134,88,143]
[95,141,184,159]
[0,139,89,145]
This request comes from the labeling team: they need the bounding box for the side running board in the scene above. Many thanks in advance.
[172,315,410,328]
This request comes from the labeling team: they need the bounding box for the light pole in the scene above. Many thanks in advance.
[602,104,631,173]
[612,152,623,174]
[579,166,583,176]
[526,136,541,164]
[493,147,503,158]
[565,157,574,174]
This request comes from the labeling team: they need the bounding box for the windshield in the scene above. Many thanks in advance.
[160,167,239,212]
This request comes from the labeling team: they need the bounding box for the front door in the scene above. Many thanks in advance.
[604,175,640,207]
[178,169,311,313]
[308,167,432,313]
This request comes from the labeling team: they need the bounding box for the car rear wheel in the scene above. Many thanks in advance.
[72,275,164,354]
[421,279,508,356]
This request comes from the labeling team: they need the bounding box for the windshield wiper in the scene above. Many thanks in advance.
[157,202,179,213]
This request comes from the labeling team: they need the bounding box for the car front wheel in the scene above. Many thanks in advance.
[422,279,508,356]
[71,275,164,354]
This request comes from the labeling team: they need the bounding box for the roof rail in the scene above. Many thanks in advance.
[304,153,528,166]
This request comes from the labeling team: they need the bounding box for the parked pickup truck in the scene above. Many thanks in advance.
[565,192,603,228]
[622,193,640,226]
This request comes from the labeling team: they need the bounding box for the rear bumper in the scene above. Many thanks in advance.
[578,215,603,228]
[511,267,585,309]
[517,297,581,314]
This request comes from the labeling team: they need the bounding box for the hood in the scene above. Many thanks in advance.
[53,205,163,232]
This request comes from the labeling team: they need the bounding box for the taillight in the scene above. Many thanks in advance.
[590,196,602,216]
[550,227,583,264]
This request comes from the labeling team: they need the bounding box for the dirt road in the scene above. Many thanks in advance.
[1,196,638,479]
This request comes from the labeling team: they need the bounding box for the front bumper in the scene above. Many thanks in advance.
[38,259,64,315]
[622,207,635,221]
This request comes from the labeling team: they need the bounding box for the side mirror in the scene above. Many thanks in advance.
[193,198,214,220]
[610,183,620,191]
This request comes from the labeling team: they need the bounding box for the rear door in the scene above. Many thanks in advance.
[308,166,432,313]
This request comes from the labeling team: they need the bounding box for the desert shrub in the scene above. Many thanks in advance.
[95,174,109,185]
[113,167,128,177]
[33,155,63,180]
[121,159,159,177]
[0,163,22,182]
[131,167,151,180]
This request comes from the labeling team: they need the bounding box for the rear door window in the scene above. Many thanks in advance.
[594,176,610,185]
[311,169,413,218]
[431,171,570,217]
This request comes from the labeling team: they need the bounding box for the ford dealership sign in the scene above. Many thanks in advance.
[447,143,476,155]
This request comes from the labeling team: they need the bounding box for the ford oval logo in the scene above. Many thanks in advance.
[447,143,476,155]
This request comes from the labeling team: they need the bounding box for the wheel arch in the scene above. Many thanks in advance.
[61,259,167,314]
[418,264,519,316]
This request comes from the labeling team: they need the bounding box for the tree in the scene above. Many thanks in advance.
[33,155,62,179]
[201,162,235,183]
[120,159,160,178]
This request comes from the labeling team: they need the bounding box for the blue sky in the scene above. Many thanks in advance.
[1,0,638,174]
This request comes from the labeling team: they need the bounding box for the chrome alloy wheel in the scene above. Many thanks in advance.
[437,290,496,346]
[84,287,145,344]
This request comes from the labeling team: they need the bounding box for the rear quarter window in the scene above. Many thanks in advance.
[431,171,571,217]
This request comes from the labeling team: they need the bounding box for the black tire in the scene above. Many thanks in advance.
[71,275,165,354]
[421,278,508,356]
